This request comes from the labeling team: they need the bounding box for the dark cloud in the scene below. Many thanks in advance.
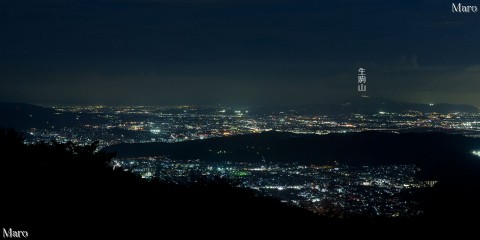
[0,0,479,106]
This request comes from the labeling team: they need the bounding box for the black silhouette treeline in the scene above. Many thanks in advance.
[0,128,322,238]
[1,128,480,238]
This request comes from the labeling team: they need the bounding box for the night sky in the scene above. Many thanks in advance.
[1,0,479,106]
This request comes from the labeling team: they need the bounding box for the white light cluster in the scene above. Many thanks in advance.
[472,150,480,157]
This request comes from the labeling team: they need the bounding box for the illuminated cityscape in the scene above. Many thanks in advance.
[24,105,480,148]
[15,104,478,217]
[2,0,480,235]
[115,157,428,217]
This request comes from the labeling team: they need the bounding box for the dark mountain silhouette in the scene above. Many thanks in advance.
[341,97,478,114]
[105,131,480,179]
[0,103,57,129]
[1,128,479,237]
[105,131,480,230]
[250,97,479,115]
[0,128,322,238]
[0,102,103,130]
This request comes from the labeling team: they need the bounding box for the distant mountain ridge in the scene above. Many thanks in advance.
[0,103,61,129]
[250,97,479,115]
[342,97,478,114]
[0,102,99,130]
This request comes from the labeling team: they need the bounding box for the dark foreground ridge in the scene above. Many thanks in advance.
[1,129,480,238]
